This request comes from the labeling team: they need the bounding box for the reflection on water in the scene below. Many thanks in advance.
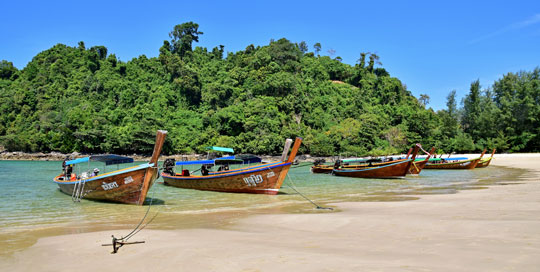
[0,160,526,255]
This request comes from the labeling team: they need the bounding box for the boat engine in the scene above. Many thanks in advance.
[313,158,326,166]
[163,159,175,175]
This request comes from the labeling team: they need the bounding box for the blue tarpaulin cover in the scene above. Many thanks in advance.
[175,156,236,166]
[234,154,262,164]
[206,146,234,153]
[66,157,89,165]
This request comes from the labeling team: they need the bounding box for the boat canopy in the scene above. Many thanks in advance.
[342,158,371,163]
[214,159,244,165]
[206,146,234,153]
[234,154,262,164]
[414,157,442,161]
[66,157,89,165]
[66,155,134,166]
[175,156,235,166]
[175,155,262,166]
[440,157,468,161]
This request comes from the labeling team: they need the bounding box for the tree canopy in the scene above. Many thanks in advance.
[1,22,539,156]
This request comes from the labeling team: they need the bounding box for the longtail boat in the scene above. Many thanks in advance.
[311,148,412,174]
[161,137,302,195]
[332,145,419,178]
[476,149,496,168]
[424,149,487,170]
[312,146,427,175]
[53,130,167,205]
[311,157,393,174]
[408,147,436,175]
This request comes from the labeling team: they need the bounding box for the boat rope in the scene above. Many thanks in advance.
[123,210,159,242]
[260,162,332,210]
[124,188,157,241]
[290,162,313,169]
[285,173,333,210]
[103,184,159,253]
[417,144,432,156]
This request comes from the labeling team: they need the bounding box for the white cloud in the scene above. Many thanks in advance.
[469,13,540,44]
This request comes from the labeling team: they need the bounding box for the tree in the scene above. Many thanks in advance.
[298,41,308,53]
[367,53,381,72]
[313,42,321,56]
[446,90,457,118]
[492,69,540,151]
[0,60,18,79]
[9,23,539,155]
[419,94,430,107]
[211,45,225,59]
[169,22,203,58]
[462,80,482,140]
[90,46,108,60]
[437,90,460,148]
[358,52,367,68]
[267,38,302,68]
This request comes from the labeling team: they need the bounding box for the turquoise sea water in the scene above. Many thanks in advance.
[0,160,522,255]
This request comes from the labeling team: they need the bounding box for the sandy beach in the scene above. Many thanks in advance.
[2,154,540,271]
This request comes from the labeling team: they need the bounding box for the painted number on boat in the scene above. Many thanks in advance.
[124,176,134,184]
[243,175,264,186]
[101,181,119,191]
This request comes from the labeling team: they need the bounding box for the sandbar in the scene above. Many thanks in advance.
[2,154,540,271]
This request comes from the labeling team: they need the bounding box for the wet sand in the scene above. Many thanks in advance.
[2,154,540,271]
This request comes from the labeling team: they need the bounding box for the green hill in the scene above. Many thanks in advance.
[1,22,539,155]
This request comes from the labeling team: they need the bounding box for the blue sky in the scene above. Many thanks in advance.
[2,0,539,110]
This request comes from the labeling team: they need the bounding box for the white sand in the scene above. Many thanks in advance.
[3,154,540,271]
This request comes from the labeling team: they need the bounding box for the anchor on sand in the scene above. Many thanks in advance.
[101,235,145,254]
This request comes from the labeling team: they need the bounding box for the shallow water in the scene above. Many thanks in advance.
[0,160,525,256]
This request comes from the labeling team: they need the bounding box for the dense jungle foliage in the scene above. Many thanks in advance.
[1,22,539,156]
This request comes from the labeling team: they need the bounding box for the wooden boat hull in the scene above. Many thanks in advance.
[162,162,292,195]
[332,160,412,178]
[52,130,167,205]
[425,149,486,170]
[476,157,492,168]
[424,158,481,169]
[311,165,333,174]
[313,159,426,175]
[53,164,158,204]
[312,158,410,174]
[476,149,495,168]
[162,137,302,195]
[316,145,422,177]
[409,159,429,175]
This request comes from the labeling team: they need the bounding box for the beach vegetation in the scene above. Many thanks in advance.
[1,22,539,155]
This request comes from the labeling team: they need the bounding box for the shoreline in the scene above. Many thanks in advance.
[1,149,537,163]
[2,154,540,271]
[0,150,291,162]
[0,151,200,162]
